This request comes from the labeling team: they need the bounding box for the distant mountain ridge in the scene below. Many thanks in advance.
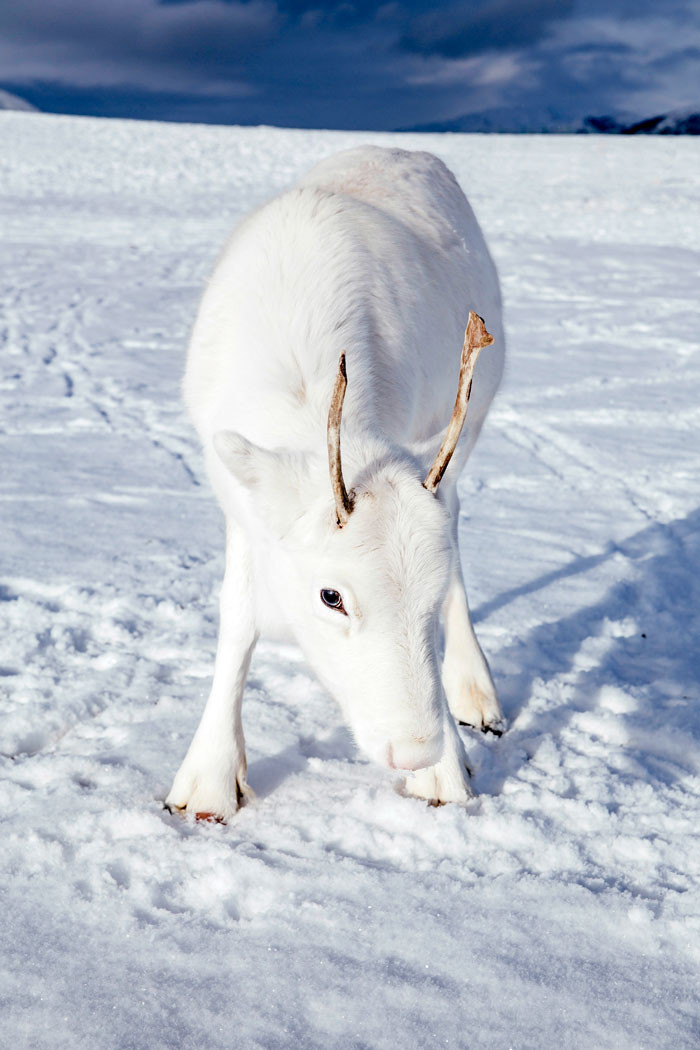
[579,108,700,135]
[400,105,575,134]
[402,105,700,135]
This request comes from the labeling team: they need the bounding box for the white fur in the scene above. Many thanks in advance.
[166,146,505,821]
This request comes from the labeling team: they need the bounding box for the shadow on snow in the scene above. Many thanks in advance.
[475,506,700,794]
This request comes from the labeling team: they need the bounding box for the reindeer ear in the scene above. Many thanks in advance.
[213,431,270,488]
[213,430,311,533]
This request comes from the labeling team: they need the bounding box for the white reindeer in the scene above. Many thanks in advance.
[166,146,505,821]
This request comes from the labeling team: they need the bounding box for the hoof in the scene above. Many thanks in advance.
[165,753,252,824]
[459,718,506,737]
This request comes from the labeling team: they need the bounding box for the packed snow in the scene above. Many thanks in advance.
[1,112,699,1049]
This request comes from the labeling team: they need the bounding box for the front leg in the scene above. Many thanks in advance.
[404,705,475,804]
[442,566,505,734]
[166,521,258,822]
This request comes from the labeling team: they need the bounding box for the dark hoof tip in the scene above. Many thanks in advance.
[458,720,505,738]
[195,811,226,824]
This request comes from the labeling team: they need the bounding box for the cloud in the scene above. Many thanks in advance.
[405,50,535,91]
[0,0,281,92]
[537,8,700,117]
[399,0,574,59]
[0,0,698,129]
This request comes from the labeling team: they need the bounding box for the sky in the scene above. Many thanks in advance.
[1,0,699,130]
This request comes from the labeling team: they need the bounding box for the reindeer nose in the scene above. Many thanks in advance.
[386,733,442,771]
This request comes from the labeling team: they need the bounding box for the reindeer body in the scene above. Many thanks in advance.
[167,147,505,820]
[187,147,503,469]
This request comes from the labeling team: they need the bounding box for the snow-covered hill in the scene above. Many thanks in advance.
[0,87,38,111]
[401,104,577,134]
[1,113,699,1049]
[407,105,700,135]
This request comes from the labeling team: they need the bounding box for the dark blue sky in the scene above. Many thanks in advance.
[2,1,699,129]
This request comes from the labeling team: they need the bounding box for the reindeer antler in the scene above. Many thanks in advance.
[423,311,494,493]
[327,353,354,527]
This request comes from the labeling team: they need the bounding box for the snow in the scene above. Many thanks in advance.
[1,112,699,1049]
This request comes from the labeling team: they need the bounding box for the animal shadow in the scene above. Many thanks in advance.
[475,506,700,794]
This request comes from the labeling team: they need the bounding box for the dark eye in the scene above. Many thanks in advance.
[320,588,346,614]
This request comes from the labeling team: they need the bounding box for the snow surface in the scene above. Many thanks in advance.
[1,112,699,1049]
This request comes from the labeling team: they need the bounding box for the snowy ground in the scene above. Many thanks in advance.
[1,112,699,1049]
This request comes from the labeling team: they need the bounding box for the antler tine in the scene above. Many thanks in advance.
[327,353,354,527]
[423,311,494,494]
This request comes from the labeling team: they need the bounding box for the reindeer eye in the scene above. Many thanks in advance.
[320,588,346,614]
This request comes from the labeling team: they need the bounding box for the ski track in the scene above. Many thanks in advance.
[1,114,699,1049]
